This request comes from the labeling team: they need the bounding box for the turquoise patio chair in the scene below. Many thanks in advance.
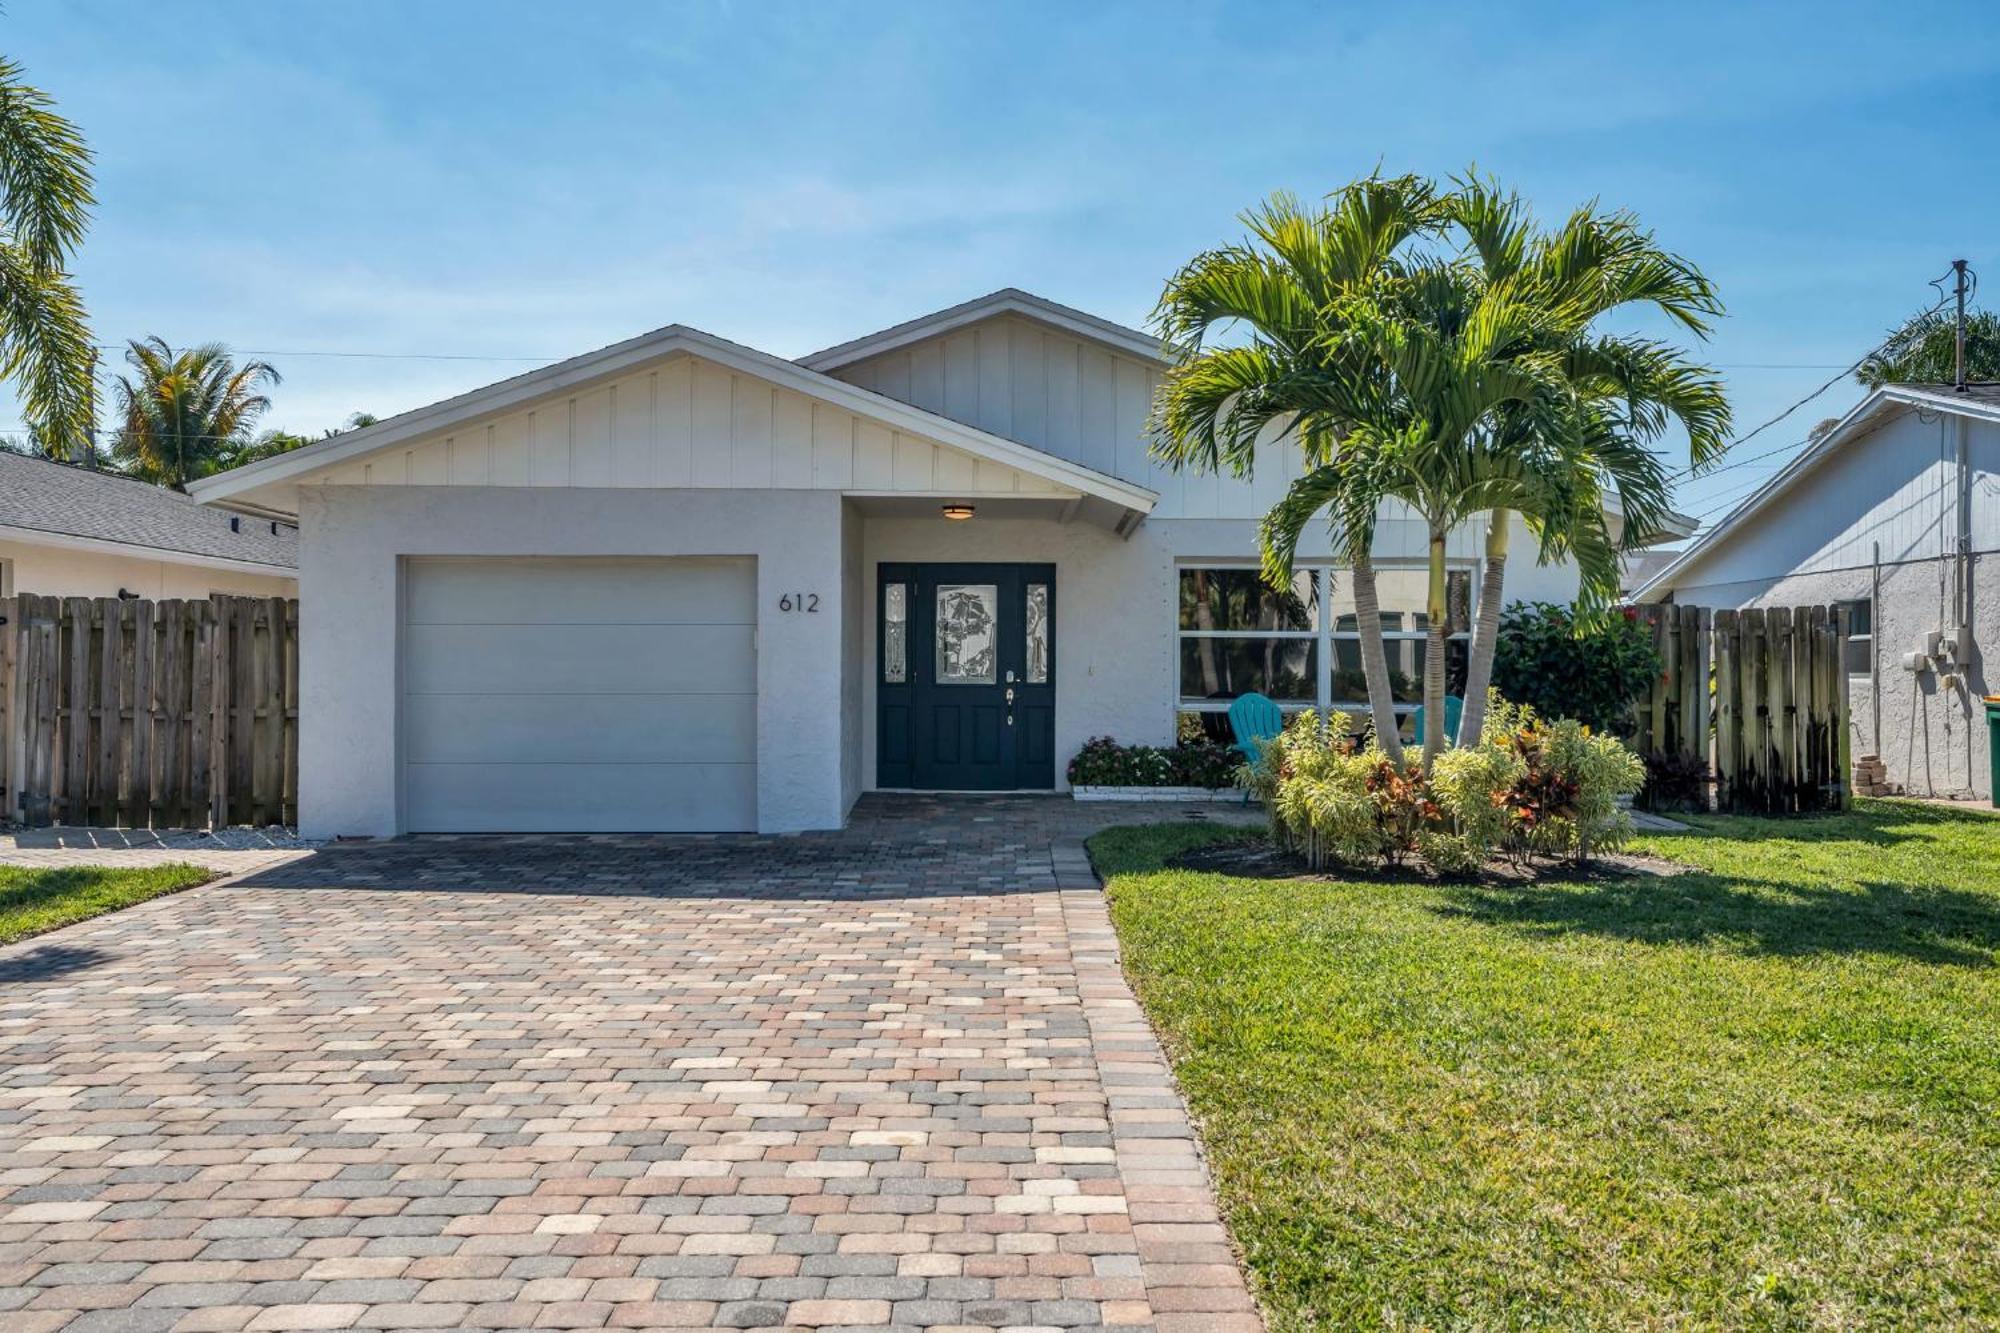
[1410,694,1465,748]
[1226,692,1285,802]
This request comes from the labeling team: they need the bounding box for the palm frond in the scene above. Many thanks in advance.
[1566,335,1732,471]
[1151,342,1310,477]
[0,56,93,268]
[1446,170,1531,281]
[0,238,92,455]
[109,337,279,489]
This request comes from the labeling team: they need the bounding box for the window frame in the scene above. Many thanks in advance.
[1174,559,1479,719]
[1837,597,1873,678]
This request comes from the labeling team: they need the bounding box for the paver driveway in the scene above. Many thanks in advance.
[0,796,1260,1333]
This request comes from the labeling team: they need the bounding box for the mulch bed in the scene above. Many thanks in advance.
[1167,836,1686,885]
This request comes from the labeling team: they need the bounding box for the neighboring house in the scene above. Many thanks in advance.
[190,289,1676,837]
[0,450,297,600]
[1620,547,1679,597]
[1636,382,1998,801]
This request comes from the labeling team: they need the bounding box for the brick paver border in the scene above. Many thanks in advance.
[1061,889,1262,1332]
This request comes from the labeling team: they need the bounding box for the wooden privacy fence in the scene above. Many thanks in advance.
[0,594,298,828]
[1631,602,1853,814]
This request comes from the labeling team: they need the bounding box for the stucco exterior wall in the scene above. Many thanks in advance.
[296,483,1600,833]
[860,511,1582,790]
[296,486,848,839]
[0,536,296,600]
[840,502,863,815]
[863,515,1166,789]
[1668,554,1992,800]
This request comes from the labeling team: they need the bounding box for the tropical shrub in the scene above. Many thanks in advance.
[1491,601,1661,736]
[1254,712,1394,868]
[1067,736,1243,789]
[1639,749,1714,812]
[1539,714,1647,860]
[1261,696,1645,873]
[1430,739,1527,854]
[1171,741,1244,789]
[1069,737,1173,786]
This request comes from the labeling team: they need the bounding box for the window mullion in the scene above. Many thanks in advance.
[1316,571,1332,715]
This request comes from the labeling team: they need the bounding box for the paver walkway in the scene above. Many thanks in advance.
[0,795,1261,1332]
[0,827,313,876]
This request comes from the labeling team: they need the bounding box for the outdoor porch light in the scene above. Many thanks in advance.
[941,504,976,520]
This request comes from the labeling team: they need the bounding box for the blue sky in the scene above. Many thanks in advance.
[7,0,1998,526]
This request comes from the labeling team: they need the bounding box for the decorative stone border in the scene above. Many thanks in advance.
[1073,785,1248,803]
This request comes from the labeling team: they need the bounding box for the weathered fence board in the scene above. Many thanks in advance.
[1632,601,1851,814]
[0,593,299,829]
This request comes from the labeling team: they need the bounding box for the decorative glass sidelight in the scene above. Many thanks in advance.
[1026,583,1049,683]
[883,583,907,683]
[935,584,998,684]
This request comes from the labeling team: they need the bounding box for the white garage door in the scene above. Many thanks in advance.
[401,557,756,832]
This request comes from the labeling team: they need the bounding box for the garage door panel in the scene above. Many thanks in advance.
[407,556,755,625]
[402,557,757,832]
[405,694,756,765]
[405,762,757,834]
[404,623,755,696]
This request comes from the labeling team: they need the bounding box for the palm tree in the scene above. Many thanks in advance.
[210,409,379,472]
[1152,180,1454,764]
[109,337,280,489]
[0,56,95,459]
[1437,182,1732,749]
[1263,180,1730,764]
[1858,306,2000,387]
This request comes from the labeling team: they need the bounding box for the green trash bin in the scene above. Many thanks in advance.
[1988,697,2000,808]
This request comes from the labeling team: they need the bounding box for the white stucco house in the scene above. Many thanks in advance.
[1636,382,1999,801]
[190,289,1657,838]
[0,449,297,600]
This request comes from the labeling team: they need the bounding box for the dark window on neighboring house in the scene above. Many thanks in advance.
[1838,599,1872,675]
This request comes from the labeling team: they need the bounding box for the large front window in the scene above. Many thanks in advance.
[1177,564,1471,735]
[1177,568,1318,703]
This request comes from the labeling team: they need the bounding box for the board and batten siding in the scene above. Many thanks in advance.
[829,311,1496,556]
[1669,406,2000,596]
[306,351,1075,500]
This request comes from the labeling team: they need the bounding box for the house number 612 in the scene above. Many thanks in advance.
[778,593,820,613]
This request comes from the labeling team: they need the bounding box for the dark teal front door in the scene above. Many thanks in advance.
[877,563,1055,790]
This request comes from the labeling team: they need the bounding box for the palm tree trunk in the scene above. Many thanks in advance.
[1350,552,1405,767]
[1456,510,1511,747]
[1421,526,1449,769]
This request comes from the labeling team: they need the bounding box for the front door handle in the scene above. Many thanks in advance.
[1005,687,1015,703]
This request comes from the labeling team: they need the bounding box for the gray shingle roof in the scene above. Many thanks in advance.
[1890,381,2000,408]
[0,451,297,568]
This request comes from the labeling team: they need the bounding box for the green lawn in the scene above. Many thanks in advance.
[0,862,215,946]
[1094,801,2000,1330]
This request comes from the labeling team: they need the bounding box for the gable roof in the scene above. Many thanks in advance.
[0,450,297,572]
[797,288,1166,373]
[1631,383,2000,601]
[187,322,1159,519]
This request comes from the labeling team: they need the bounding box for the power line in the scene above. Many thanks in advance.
[1668,267,1968,485]
[1686,469,1789,524]
[89,343,559,364]
[1709,361,1851,370]
[0,426,345,443]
